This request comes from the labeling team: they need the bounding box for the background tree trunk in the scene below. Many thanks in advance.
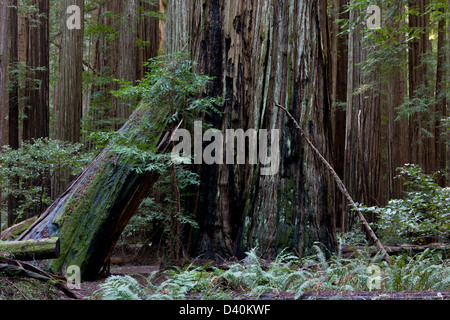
[112,0,138,129]
[330,0,348,232]
[0,0,8,145]
[54,0,84,143]
[166,0,336,259]
[52,0,84,198]
[0,0,8,231]
[8,0,19,150]
[408,0,432,172]
[435,4,447,186]
[23,0,49,141]
[386,4,408,200]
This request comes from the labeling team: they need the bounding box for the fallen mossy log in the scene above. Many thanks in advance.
[18,106,175,280]
[0,216,38,240]
[0,238,60,261]
[0,256,77,299]
[341,243,450,258]
[298,291,450,300]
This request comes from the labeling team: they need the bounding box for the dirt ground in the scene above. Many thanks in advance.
[70,243,165,300]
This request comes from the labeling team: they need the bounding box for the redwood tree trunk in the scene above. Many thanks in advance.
[0,0,8,145]
[23,0,49,141]
[167,0,336,259]
[408,0,432,172]
[54,0,84,143]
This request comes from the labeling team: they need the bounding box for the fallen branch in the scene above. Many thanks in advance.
[276,103,389,260]
[341,243,450,258]
[0,256,77,299]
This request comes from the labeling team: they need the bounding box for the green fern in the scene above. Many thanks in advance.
[97,275,151,300]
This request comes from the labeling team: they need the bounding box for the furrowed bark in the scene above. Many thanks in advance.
[276,103,388,260]
[166,0,336,259]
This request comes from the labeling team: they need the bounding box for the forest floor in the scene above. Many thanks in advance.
[2,242,450,300]
[65,244,450,301]
[70,243,165,300]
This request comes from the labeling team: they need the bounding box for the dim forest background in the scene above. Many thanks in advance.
[0,0,449,300]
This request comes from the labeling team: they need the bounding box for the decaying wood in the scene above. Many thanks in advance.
[341,243,450,258]
[298,291,450,300]
[18,106,178,280]
[0,216,38,240]
[0,256,77,299]
[276,103,389,260]
[0,238,59,261]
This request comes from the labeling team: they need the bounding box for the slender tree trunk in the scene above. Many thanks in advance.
[8,0,18,150]
[330,0,348,232]
[0,0,8,145]
[408,0,432,172]
[167,0,336,259]
[7,0,20,228]
[435,4,447,186]
[0,0,8,231]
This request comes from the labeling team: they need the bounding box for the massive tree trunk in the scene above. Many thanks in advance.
[19,106,172,280]
[167,0,336,259]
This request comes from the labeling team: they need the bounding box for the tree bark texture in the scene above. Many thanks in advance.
[0,0,8,145]
[343,7,383,228]
[408,0,433,172]
[166,0,336,259]
[54,0,84,143]
[330,0,348,232]
[8,0,19,150]
[23,0,49,141]
[435,4,448,186]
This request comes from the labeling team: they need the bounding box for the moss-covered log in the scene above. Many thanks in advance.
[0,238,59,261]
[18,106,172,280]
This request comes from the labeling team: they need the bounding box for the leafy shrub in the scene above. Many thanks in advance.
[357,165,450,243]
[92,52,223,262]
[0,138,93,225]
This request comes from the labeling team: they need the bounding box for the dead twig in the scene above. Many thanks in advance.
[276,103,389,261]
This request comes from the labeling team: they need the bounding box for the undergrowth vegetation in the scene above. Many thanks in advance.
[0,277,60,300]
[95,246,450,300]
